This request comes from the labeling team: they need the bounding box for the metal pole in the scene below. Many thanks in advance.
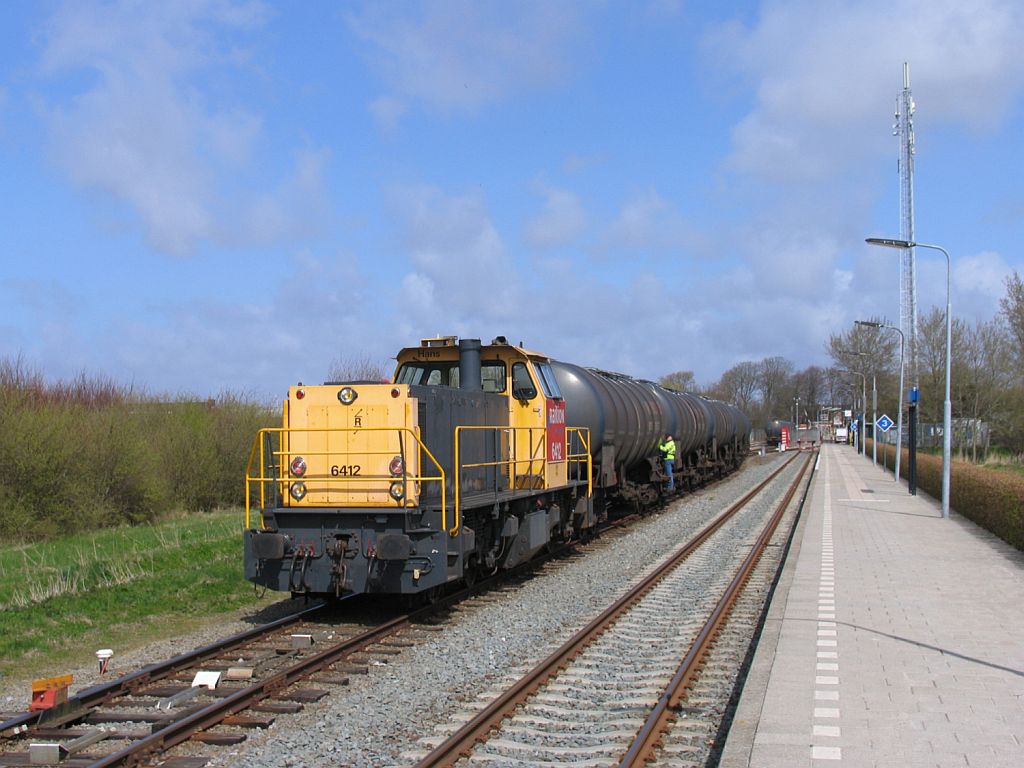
[861,375,866,457]
[939,247,952,519]
[908,398,917,495]
[894,330,905,483]
[871,374,877,466]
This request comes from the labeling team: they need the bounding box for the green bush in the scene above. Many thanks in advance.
[0,359,276,540]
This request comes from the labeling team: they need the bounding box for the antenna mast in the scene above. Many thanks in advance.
[895,62,919,387]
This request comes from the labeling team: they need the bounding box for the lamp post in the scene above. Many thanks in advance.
[866,237,952,520]
[870,372,877,466]
[856,320,905,485]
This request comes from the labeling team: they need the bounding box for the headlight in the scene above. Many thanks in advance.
[290,482,308,501]
[337,386,358,405]
[290,456,307,477]
[389,481,405,501]
[389,456,404,476]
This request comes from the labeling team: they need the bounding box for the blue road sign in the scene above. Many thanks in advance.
[850,422,858,431]
[876,414,894,432]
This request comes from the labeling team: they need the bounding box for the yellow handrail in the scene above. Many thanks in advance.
[452,426,592,537]
[245,424,592,536]
[567,427,593,498]
[244,427,445,529]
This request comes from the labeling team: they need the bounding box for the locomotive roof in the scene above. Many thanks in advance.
[398,335,551,361]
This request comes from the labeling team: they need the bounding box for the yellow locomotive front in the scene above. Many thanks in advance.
[243,336,592,597]
[266,383,433,511]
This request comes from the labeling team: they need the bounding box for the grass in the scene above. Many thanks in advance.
[0,509,281,683]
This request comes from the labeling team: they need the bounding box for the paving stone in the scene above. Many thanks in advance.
[720,444,1024,768]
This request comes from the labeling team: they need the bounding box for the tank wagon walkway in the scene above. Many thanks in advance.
[721,442,1024,768]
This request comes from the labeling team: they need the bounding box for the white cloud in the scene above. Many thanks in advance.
[36,0,323,256]
[391,184,521,322]
[369,96,408,134]
[955,250,1011,298]
[348,0,584,124]
[601,190,706,256]
[239,149,331,244]
[952,249,1015,323]
[705,0,1024,183]
[524,185,587,249]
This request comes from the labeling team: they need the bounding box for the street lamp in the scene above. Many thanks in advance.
[856,320,905,484]
[866,237,952,520]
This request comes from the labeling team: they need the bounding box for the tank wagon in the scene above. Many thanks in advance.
[244,336,750,598]
[765,419,796,448]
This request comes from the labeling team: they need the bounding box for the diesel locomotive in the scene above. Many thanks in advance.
[243,336,750,598]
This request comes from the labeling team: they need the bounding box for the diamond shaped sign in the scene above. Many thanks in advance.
[876,414,894,432]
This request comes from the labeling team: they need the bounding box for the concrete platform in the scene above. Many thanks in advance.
[721,442,1024,768]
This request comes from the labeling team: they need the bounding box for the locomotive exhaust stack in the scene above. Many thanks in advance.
[458,338,482,392]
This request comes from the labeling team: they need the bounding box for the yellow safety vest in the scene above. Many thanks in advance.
[659,438,676,461]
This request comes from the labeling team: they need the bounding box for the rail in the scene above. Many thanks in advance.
[244,427,446,529]
[451,426,591,536]
[414,451,807,768]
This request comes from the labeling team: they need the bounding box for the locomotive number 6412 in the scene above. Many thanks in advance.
[330,465,361,476]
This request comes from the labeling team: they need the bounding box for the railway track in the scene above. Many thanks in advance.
[410,450,814,767]
[0,454,806,767]
[0,598,451,767]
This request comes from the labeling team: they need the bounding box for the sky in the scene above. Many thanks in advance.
[2,0,1023,401]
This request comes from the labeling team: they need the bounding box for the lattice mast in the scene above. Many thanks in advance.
[895,62,919,387]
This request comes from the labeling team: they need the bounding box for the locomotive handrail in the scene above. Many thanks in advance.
[451,426,592,537]
[567,427,593,498]
[452,425,540,537]
[244,427,446,529]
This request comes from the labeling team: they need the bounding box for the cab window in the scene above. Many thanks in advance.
[535,361,562,399]
[396,362,458,386]
[395,360,506,391]
[511,362,538,400]
[481,362,507,393]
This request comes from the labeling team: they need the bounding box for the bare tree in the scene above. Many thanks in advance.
[756,356,794,417]
[659,370,696,393]
[712,361,760,414]
[954,318,1014,461]
[1000,271,1024,366]
[326,352,390,383]
[917,307,966,425]
[793,366,827,423]
[827,318,899,377]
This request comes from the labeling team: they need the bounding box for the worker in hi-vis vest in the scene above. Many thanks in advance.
[659,433,677,492]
